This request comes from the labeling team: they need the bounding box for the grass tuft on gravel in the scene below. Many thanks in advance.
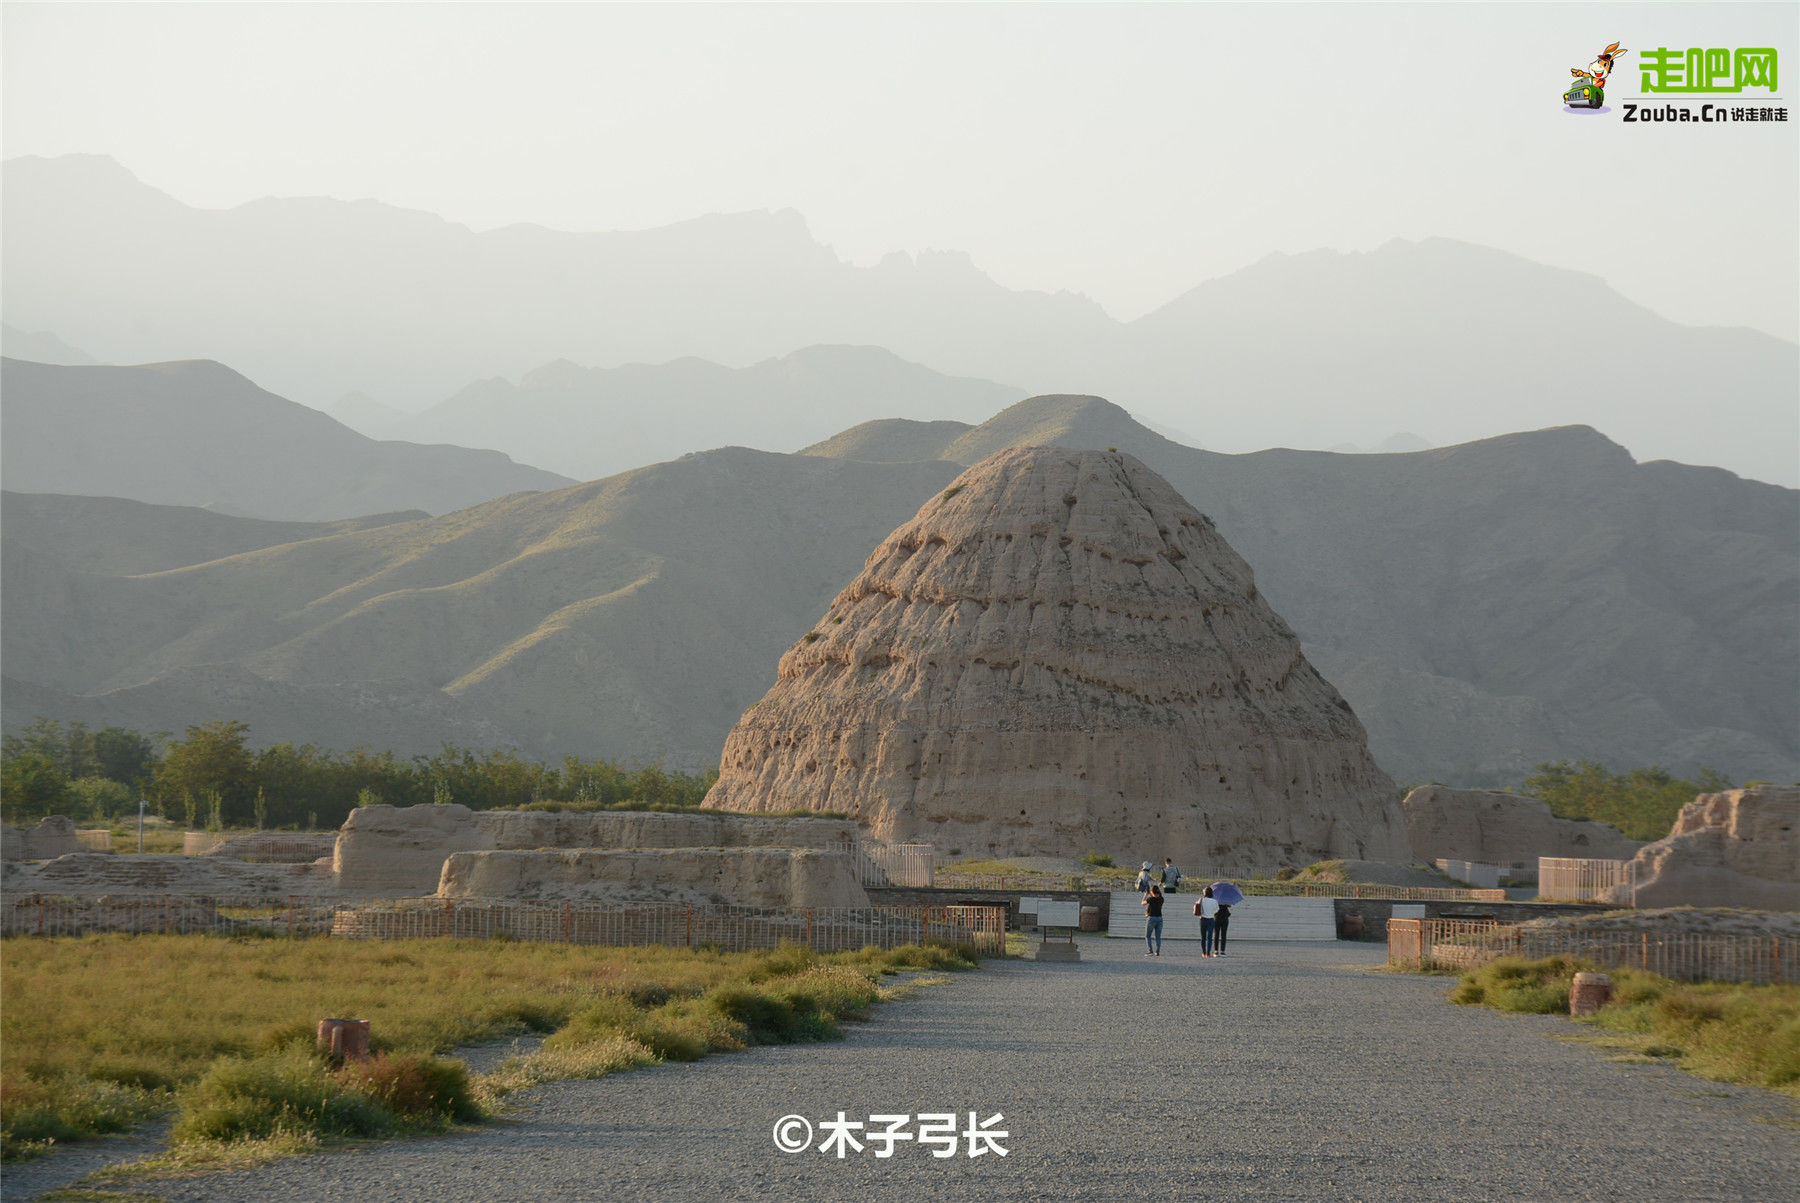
[2,935,979,1164]
[1449,955,1800,1096]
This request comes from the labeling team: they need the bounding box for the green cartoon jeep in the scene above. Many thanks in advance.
[1564,79,1604,109]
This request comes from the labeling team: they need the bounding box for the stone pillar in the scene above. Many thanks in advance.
[318,1017,372,1063]
[1569,972,1612,1016]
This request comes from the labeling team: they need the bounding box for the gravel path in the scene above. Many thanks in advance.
[30,939,1800,1202]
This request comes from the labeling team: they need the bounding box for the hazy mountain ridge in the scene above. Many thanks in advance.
[7,154,1793,485]
[1,323,94,364]
[4,396,1792,784]
[341,345,1026,482]
[0,358,575,521]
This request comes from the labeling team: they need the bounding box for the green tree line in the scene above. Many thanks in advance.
[0,717,718,831]
[1521,760,1736,842]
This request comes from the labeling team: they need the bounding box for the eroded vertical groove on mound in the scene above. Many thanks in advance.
[705,446,1408,873]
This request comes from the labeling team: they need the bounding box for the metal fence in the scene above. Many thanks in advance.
[75,829,114,852]
[204,837,337,864]
[1388,918,1799,985]
[934,870,1505,902]
[1538,857,1635,904]
[834,841,936,888]
[0,894,339,937]
[0,893,1007,956]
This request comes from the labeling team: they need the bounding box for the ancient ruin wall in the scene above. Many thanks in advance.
[436,847,870,909]
[1,816,82,861]
[1622,786,1800,909]
[1403,786,1642,869]
[333,803,862,895]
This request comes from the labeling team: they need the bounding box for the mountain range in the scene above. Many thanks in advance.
[5,154,1794,486]
[336,345,1026,482]
[5,392,1793,786]
[0,358,572,521]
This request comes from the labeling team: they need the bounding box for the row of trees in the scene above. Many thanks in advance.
[1520,760,1735,842]
[0,717,1741,841]
[0,717,718,830]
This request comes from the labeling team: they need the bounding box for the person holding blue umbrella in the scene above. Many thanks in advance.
[1210,881,1245,956]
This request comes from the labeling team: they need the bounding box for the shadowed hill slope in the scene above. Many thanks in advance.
[4,397,1792,784]
[2,451,961,766]
[1,492,426,576]
[0,358,574,521]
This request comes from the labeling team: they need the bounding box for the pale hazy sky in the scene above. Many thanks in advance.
[4,2,1797,339]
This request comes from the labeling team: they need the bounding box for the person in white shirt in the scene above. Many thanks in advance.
[1196,886,1220,957]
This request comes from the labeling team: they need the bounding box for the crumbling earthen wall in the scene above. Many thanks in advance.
[0,851,335,900]
[1619,786,1800,908]
[1403,786,1642,870]
[1,815,82,861]
[437,847,870,909]
[333,804,863,895]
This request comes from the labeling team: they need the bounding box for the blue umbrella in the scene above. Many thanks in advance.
[1210,881,1245,906]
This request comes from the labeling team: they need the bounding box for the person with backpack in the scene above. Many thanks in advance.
[1160,858,1181,891]
[1135,861,1154,895]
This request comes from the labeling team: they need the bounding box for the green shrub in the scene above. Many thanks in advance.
[172,1050,395,1144]
[252,1020,321,1055]
[602,978,674,1009]
[85,1061,177,1093]
[624,1011,723,1062]
[749,943,818,982]
[1451,956,1583,1014]
[1447,955,1800,1097]
[844,943,978,973]
[705,985,800,1043]
[1,1072,163,1160]
[780,965,881,1024]
[340,1054,480,1122]
[1080,850,1114,868]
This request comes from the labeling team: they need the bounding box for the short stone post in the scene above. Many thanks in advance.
[318,1017,372,1063]
[1569,972,1612,1016]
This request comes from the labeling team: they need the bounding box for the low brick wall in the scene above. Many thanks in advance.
[1334,898,1611,941]
[867,887,1111,929]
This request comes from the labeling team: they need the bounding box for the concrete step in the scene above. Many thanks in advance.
[1107,891,1337,941]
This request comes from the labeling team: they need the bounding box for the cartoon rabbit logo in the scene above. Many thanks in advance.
[1564,41,1627,110]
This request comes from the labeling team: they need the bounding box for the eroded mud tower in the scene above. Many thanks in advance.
[706,446,1408,873]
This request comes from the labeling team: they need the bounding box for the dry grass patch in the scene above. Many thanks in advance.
[1450,955,1800,1097]
[2,934,978,1163]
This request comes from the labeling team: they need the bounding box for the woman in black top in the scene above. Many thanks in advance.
[1142,884,1165,956]
[1214,901,1231,956]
